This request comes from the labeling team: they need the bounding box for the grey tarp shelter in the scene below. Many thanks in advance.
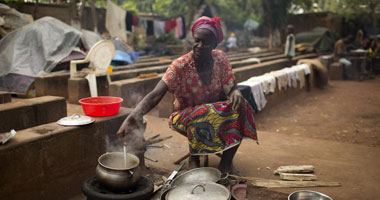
[295,27,339,52]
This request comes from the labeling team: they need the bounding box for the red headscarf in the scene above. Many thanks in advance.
[191,16,224,44]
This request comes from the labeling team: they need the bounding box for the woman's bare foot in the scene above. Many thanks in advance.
[188,155,200,169]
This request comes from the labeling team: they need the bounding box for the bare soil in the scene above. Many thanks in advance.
[142,76,380,200]
[255,77,380,148]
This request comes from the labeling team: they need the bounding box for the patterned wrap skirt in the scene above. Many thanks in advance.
[169,101,258,155]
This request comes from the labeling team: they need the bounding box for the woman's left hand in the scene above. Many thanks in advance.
[229,89,244,111]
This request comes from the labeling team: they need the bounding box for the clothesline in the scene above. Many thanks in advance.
[106,0,186,41]
[126,11,186,39]
[238,63,311,112]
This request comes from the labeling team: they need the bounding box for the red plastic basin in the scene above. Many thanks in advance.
[79,96,123,117]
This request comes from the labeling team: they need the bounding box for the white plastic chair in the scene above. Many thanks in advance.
[70,40,115,97]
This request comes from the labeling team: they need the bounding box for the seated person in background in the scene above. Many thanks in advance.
[334,35,354,79]
[365,39,378,79]
[117,16,258,175]
[226,32,238,52]
[348,29,364,50]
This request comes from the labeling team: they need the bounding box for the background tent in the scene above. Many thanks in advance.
[295,27,339,52]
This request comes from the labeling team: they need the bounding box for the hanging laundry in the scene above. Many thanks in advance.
[154,20,165,38]
[139,18,147,28]
[238,80,267,111]
[296,63,311,75]
[181,16,186,39]
[281,67,298,88]
[165,20,177,33]
[270,70,288,91]
[146,20,154,36]
[132,15,138,26]
[125,11,133,31]
[237,85,259,113]
[175,17,183,38]
[291,64,310,89]
[106,0,127,41]
[248,73,276,94]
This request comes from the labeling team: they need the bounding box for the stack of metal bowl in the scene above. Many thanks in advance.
[288,190,333,200]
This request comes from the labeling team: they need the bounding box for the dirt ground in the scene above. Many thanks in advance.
[256,77,380,147]
[70,77,380,200]
[142,76,380,200]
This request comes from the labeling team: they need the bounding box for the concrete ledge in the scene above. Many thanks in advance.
[67,77,109,104]
[228,51,280,62]
[0,96,67,133]
[109,52,286,85]
[109,54,318,115]
[35,51,281,99]
[109,75,163,108]
[0,91,11,104]
[329,62,344,80]
[0,107,131,200]
[35,72,70,98]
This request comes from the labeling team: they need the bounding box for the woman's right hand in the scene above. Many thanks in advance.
[117,113,143,138]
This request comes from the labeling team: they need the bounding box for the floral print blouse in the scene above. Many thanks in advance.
[162,49,235,111]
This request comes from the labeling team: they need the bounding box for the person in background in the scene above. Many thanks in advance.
[365,39,378,79]
[226,32,238,52]
[284,25,295,63]
[117,16,257,175]
[351,29,364,50]
[334,35,354,79]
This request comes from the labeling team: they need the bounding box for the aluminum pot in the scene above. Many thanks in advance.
[166,183,231,200]
[96,152,141,192]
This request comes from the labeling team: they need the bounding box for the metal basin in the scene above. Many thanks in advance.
[288,190,333,200]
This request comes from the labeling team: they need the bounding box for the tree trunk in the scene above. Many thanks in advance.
[370,3,377,35]
[79,0,87,23]
[90,0,98,33]
[268,26,273,49]
[263,0,273,48]
[33,0,39,19]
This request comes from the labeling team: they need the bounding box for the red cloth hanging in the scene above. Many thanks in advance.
[165,20,177,33]
[132,15,138,26]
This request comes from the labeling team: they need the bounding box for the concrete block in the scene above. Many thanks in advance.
[109,53,318,116]
[68,77,109,104]
[0,96,66,132]
[0,91,11,104]
[329,62,344,80]
[0,107,131,200]
[35,72,70,98]
[109,75,163,108]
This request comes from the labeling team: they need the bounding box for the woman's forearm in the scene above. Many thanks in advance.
[130,80,168,118]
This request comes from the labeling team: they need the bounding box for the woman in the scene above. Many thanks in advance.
[117,16,257,175]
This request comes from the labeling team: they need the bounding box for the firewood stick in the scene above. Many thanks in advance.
[145,136,173,145]
[146,134,160,141]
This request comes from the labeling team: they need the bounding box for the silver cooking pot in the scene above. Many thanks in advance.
[96,152,141,192]
[166,183,231,200]
[170,167,227,187]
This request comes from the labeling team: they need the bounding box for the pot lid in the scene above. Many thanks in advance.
[171,167,222,187]
[166,183,230,200]
[57,114,95,126]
